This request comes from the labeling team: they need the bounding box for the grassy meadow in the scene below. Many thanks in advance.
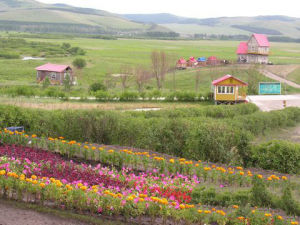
[0,35,300,95]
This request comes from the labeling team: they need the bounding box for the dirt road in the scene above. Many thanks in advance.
[260,69,300,89]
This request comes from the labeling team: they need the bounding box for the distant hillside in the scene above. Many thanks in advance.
[123,14,300,38]
[0,0,169,35]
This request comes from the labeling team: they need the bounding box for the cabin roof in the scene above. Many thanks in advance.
[237,42,248,54]
[197,57,206,62]
[212,74,248,86]
[251,34,270,47]
[189,57,197,62]
[177,58,187,64]
[36,63,71,73]
[208,56,217,61]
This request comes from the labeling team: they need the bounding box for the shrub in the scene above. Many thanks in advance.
[119,92,139,101]
[250,140,300,174]
[72,58,86,69]
[95,90,110,101]
[280,183,300,215]
[89,82,107,93]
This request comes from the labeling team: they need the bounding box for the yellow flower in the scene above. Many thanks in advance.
[80,186,87,191]
[0,170,6,176]
[108,149,114,153]
[40,183,46,188]
[282,176,288,180]
[257,174,263,179]
[198,210,203,213]
[32,134,37,138]
[239,172,244,176]
[204,210,211,214]
[169,159,175,163]
[179,204,185,209]
[233,205,239,209]
[277,216,283,220]
[31,175,37,180]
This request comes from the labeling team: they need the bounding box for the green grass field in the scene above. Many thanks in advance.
[0,36,299,95]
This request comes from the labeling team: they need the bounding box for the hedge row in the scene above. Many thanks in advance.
[250,140,300,174]
[0,105,299,168]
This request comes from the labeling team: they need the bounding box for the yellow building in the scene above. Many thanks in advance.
[212,75,248,104]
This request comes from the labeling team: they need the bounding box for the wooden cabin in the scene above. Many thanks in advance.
[176,58,187,70]
[197,57,207,66]
[237,34,270,64]
[36,63,74,85]
[207,56,218,66]
[212,75,248,104]
[187,57,198,67]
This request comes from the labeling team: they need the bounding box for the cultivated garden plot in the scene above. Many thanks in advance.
[0,129,299,225]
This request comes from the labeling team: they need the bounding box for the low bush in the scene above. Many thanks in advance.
[250,140,300,174]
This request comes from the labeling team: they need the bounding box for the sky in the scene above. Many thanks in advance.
[37,0,300,18]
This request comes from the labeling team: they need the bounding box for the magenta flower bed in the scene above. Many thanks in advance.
[0,145,127,189]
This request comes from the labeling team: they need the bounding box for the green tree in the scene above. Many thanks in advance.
[72,58,87,69]
[89,82,107,93]
[42,77,51,89]
[63,74,72,91]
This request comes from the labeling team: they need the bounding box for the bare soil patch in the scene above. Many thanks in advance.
[0,200,90,225]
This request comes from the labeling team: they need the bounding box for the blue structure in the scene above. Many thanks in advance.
[259,82,281,95]
[6,127,24,132]
[197,57,206,62]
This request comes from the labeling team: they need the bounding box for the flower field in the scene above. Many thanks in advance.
[0,129,300,225]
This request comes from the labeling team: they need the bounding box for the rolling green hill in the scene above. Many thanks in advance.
[0,0,169,34]
[123,14,300,38]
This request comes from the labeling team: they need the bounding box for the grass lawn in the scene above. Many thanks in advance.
[0,96,213,110]
[287,66,300,85]
[0,36,300,94]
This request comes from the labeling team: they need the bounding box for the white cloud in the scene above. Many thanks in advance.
[37,0,300,18]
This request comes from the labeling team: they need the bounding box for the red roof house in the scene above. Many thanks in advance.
[35,63,74,85]
[237,33,270,64]
[207,56,218,65]
[176,58,187,69]
[187,56,198,67]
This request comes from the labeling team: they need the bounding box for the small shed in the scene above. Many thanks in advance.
[212,74,248,104]
[207,56,218,66]
[187,57,198,67]
[197,57,207,66]
[176,58,187,69]
[36,63,74,85]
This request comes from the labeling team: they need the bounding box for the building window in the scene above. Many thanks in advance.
[217,86,234,94]
[50,73,56,80]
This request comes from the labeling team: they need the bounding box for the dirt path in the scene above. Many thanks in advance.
[0,200,91,225]
[260,69,300,89]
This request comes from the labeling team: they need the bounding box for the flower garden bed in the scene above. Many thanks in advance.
[0,129,299,224]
